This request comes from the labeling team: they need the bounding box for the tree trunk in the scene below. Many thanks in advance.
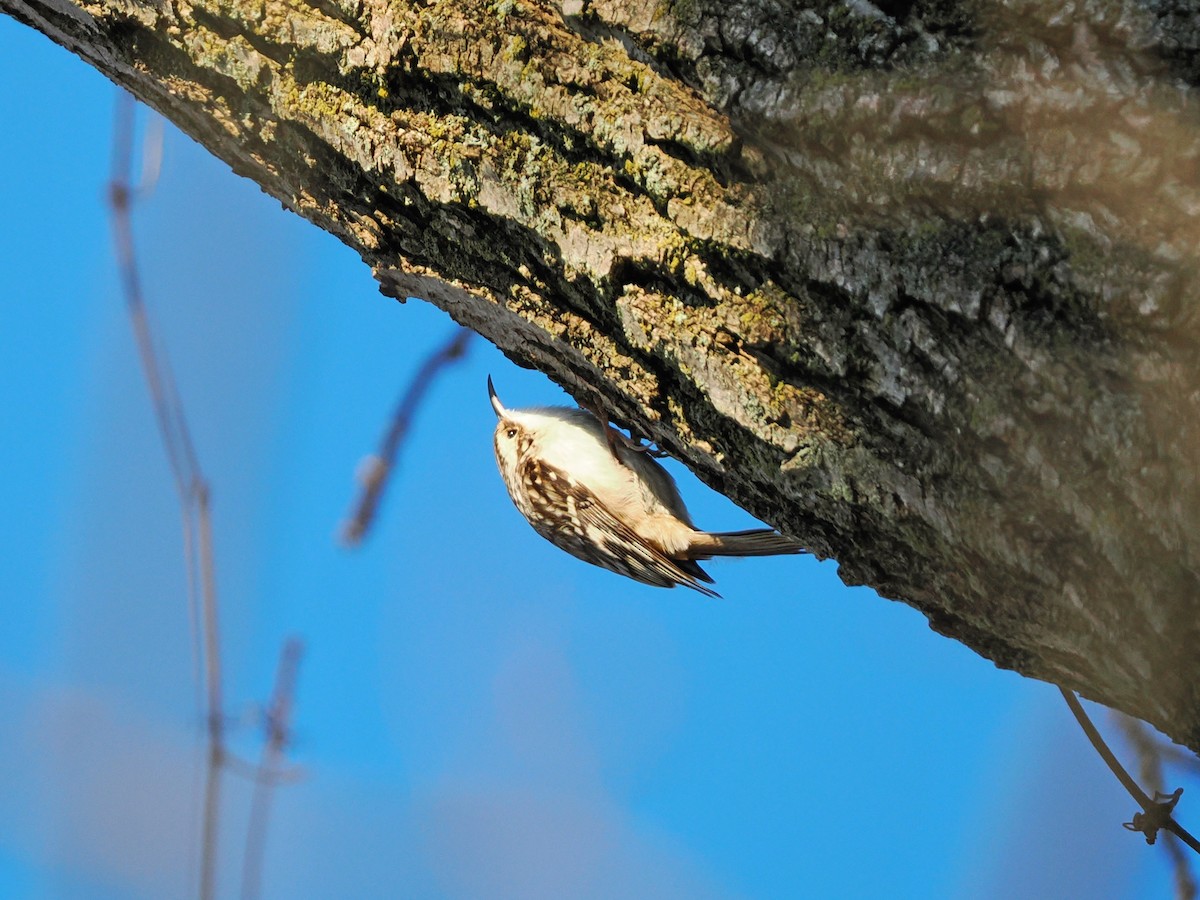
[6,0,1200,748]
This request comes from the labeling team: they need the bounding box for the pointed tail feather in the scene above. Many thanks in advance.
[691,528,804,558]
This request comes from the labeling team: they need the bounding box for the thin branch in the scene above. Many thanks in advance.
[108,96,204,501]
[107,89,225,900]
[240,638,305,900]
[109,88,310,900]
[198,742,223,900]
[1115,713,1198,900]
[137,114,164,198]
[196,482,223,741]
[341,327,473,545]
[223,754,306,786]
[1148,743,1200,780]
[1060,687,1200,855]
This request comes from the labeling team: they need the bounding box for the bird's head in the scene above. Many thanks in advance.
[489,376,532,478]
[488,376,603,487]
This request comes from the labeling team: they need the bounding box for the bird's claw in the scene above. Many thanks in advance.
[583,401,665,462]
[610,427,666,458]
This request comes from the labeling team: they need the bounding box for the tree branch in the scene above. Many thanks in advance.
[1061,689,1200,855]
[107,90,227,900]
[341,327,473,545]
[14,0,1200,748]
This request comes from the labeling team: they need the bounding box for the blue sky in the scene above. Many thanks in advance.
[0,15,1191,899]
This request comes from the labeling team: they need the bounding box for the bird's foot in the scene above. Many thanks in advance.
[582,401,666,461]
[610,428,667,458]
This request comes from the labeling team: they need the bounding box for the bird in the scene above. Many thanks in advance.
[488,376,803,597]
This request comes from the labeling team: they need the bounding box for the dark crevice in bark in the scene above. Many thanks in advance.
[298,0,369,37]
[1140,0,1200,85]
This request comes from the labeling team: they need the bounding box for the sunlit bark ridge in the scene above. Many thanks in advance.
[6,0,1200,747]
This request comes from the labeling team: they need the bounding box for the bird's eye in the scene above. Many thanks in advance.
[506,428,517,439]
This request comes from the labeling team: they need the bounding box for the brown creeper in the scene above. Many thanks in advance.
[489,377,802,597]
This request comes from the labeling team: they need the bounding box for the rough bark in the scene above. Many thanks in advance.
[6,0,1200,748]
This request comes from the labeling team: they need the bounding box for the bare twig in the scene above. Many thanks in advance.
[1060,688,1200,855]
[110,90,307,900]
[240,638,304,900]
[198,740,223,900]
[1115,713,1198,900]
[223,753,306,786]
[108,90,225,900]
[341,327,473,545]
[1148,742,1200,780]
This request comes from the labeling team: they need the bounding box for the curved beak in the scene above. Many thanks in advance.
[487,375,506,418]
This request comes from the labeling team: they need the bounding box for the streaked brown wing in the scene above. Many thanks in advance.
[520,458,719,597]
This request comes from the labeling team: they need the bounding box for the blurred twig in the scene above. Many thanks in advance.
[240,638,304,900]
[108,90,227,900]
[1060,688,1200,856]
[341,327,473,545]
[1144,741,1200,780]
[1115,712,1198,900]
[109,92,304,900]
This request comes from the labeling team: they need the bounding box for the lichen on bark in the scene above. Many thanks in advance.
[5,0,1200,748]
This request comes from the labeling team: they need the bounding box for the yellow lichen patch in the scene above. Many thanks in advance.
[726,282,790,347]
[86,0,158,27]
[187,0,361,57]
[613,271,854,456]
[397,0,737,197]
[615,285,661,352]
[186,30,267,92]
